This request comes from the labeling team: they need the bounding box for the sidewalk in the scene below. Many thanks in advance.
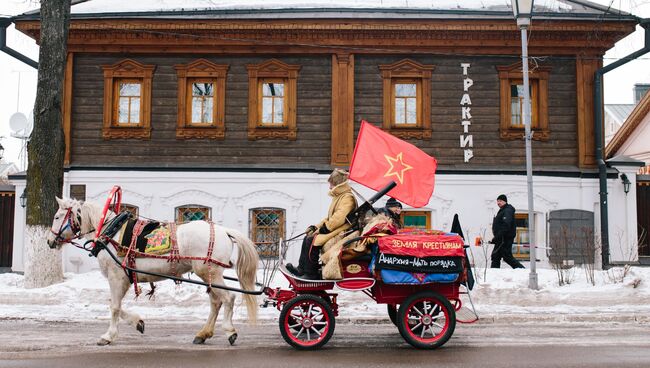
[1,268,649,324]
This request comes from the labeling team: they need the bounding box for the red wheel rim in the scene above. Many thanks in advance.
[283,300,331,347]
[402,297,450,344]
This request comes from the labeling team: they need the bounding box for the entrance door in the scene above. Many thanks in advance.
[0,190,15,270]
[637,179,650,259]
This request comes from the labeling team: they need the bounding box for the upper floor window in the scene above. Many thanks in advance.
[102,59,155,139]
[175,59,228,139]
[250,207,285,257]
[497,62,551,141]
[175,204,211,223]
[246,59,300,140]
[261,80,285,125]
[379,59,434,139]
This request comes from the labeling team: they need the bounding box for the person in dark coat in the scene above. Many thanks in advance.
[491,194,525,269]
[378,197,402,229]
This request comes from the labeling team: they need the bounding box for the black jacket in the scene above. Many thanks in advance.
[492,203,516,241]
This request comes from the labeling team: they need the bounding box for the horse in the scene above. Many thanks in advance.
[46,197,259,346]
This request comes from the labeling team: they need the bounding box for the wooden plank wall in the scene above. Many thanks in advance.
[355,55,578,168]
[0,192,15,268]
[71,54,579,169]
[71,55,332,166]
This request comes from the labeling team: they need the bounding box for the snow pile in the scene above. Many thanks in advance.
[0,266,648,323]
[68,0,576,14]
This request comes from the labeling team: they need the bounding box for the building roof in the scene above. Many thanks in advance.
[606,90,650,158]
[604,104,636,125]
[15,0,637,21]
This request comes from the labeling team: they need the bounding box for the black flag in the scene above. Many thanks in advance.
[450,214,474,290]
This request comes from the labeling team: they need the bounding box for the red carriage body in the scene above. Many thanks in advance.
[263,231,472,350]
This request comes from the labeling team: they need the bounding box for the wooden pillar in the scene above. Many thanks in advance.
[63,52,73,166]
[576,56,602,168]
[331,53,354,166]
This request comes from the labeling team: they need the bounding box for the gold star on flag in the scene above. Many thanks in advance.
[384,152,413,184]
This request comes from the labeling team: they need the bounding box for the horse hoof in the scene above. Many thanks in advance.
[97,338,111,346]
[193,337,205,345]
[137,320,145,334]
[228,333,238,346]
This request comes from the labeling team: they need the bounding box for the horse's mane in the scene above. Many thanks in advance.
[80,200,106,236]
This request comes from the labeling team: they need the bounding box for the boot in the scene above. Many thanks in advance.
[285,263,304,276]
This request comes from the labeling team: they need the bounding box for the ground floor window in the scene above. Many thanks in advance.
[176,205,211,223]
[401,210,430,230]
[514,213,531,260]
[250,207,285,257]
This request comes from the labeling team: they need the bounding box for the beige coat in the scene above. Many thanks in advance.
[313,182,357,246]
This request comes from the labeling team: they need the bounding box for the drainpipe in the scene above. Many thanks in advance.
[594,19,650,269]
[0,17,38,69]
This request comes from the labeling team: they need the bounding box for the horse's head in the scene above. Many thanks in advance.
[47,197,83,249]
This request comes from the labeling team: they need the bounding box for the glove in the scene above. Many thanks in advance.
[306,225,317,235]
[318,225,330,234]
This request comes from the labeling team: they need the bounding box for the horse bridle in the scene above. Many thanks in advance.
[50,207,83,244]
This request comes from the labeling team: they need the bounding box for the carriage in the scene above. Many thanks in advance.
[262,227,476,350]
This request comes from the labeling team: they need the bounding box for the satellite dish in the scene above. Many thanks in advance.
[9,112,28,133]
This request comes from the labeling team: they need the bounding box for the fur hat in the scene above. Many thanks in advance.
[328,169,349,186]
[386,197,402,209]
[497,194,508,202]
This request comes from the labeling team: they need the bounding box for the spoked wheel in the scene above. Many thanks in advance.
[387,304,398,326]
[397,291,456,349]
[279,295,335,350]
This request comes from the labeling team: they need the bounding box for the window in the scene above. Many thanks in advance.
[102,59,155,139]
[174,59,228,139]
[497,62,551,141]
[110,203,139,218]
[513,213,531,260]
[246,59,300,140]
[250,208,285,257]
[401,210,431,230]
[379,59,434,139]
[175,205,211,223]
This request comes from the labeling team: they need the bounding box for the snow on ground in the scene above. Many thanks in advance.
[0,266,648,323]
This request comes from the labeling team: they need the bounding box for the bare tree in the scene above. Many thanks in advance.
[23,0,71,288]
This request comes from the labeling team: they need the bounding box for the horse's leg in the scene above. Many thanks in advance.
[120,308,145,334]
[208,273,238,345]
[98,271,130,345]
[193,288,223,344]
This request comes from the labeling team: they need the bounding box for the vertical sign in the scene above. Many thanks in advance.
[460,63,473,162]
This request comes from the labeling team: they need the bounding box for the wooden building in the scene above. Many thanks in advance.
[7,0,643,272]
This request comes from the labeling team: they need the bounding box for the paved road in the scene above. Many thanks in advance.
[0,319,648,367]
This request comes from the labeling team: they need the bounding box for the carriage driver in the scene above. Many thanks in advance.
[286,169,358,280]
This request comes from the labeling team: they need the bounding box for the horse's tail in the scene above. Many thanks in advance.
[227,229,259,324]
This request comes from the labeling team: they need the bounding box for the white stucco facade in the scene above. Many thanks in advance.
[10,169,637,274]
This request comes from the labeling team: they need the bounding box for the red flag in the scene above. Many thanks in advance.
[349,120,437,207]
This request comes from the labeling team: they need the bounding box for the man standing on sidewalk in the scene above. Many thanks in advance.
[491,194,525,269]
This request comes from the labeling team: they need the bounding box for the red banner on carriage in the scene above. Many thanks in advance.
[349,120,437,207]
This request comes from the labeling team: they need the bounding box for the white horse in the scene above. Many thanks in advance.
[46,197,259,346]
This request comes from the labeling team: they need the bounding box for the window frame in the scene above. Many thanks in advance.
[102,59,155,140]
[174,59,228,139]
[379,59,434,139]
[246,59,300,140]
[513,212,531,260]
[401,210,431,230]
[175,204,212,223]
[258,78,288,127]
[249,207,286,258]
[497,62,551,141]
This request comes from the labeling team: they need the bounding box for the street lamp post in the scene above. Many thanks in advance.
[512,0,538,290]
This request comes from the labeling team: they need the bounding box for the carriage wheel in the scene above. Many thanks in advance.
[397,291,456,349]
[279,295,335,350]
[387,304,398,326]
